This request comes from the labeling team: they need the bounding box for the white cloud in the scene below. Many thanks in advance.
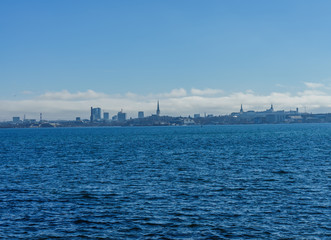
[162,88,187,98]
[0,85,331,121]
[304,82,324,89]
[298,90,327,96]
[191,88,224,96]
[125,92,138,98]
[39,89,108,100]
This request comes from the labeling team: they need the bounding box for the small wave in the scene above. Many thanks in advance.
[73,219,92,224]
[272,170,291,174]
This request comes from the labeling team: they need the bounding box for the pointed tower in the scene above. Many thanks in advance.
[240,104,243,113]
[156,100,160,116]
[270,104,274,112]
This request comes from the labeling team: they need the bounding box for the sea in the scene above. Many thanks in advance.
[0,124,330,239]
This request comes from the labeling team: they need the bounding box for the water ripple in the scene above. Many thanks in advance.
[0,124,330,239]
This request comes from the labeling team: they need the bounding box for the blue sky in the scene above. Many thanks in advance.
[1,1,331,119]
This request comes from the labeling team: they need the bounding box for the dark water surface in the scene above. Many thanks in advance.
[0,124,330,239]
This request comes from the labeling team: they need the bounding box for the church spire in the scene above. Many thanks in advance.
[156,100,160,116]
[240,104,243,113]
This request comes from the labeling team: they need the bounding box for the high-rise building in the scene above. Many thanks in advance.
[138,111,144,118]
[90,107,102,122]
[117,110,126,122]
[156,100,160,116]
[103,112,109,120]
[12,117,20,123]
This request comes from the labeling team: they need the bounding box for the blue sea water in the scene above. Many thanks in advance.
[0,124,330,239]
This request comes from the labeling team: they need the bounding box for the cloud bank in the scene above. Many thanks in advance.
[1,84,331,121]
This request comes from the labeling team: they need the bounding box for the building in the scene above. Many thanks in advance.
[231,104,301,124]
[138,111,144,119]
[103,112,109,121]
[194,114,200,118]
[183,118,195,125]
[23,119,36,123]
[117,110,126,122]
[90,107,101,122]
[12,117,20,123]
[266,104,274,113]
[76,117,81,121]
[156,100,160,116]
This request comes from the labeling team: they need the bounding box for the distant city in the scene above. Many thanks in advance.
[1,101,331,128]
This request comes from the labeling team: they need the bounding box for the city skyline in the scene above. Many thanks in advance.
[4,96,331,123]
[1,83,331,121]
[4,101,331,128]
[1,1,331,120]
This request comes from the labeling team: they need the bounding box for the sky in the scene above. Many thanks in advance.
[1,0,331,120]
